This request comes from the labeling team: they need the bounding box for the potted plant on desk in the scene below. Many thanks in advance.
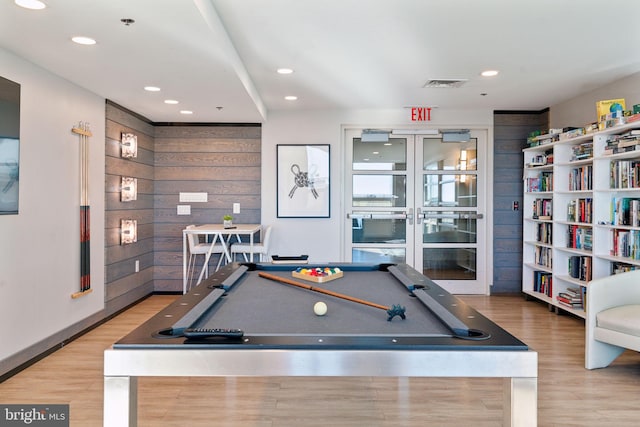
[223,214,233,228]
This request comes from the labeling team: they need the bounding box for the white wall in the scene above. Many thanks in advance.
[261,108,493,263]
[550,71,640,128]
[0,48,105,365]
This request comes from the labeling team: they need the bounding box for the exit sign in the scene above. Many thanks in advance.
[410,107,432,121]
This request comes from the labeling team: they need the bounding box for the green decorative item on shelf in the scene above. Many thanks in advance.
[223,215,233,228]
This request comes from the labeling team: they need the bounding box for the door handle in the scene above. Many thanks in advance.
[422,212,484,220]
[347,211,412,220]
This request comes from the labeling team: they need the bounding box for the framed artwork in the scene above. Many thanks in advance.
[277,144,330,218]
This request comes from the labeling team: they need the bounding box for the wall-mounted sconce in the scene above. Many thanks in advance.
[121,132,138,158]
[120,219,137,245]
[121,176,138,202]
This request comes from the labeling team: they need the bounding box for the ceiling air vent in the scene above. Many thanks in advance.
[423,79,468,88]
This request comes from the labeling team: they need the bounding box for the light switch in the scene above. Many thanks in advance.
[177,205,191,215]
[233,203,240,214]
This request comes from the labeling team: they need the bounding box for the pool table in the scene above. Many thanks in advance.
[104,262,537,426]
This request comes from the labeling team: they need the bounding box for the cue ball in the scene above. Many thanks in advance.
[314,302,327,316]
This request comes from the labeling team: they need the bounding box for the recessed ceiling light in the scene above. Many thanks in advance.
[164,99,179,104]
[15,0,46,10]
[72,36,96,45]
[144,86,161,92]
[481,70,499,77]
[284,95,298,101]
[180,110,193,115]
[277,68,294,74]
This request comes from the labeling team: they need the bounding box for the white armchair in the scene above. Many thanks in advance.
[585,270,640,369]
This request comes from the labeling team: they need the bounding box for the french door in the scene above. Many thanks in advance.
[343,129,488,294]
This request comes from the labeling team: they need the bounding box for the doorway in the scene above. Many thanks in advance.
[343,128,489,294]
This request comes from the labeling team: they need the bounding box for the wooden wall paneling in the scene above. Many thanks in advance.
[103,281,154,317]
[105,157,154,179]
[492,110,549,293]
[106,252,155,283]
[154,125,261,140]
[154,152,261,167]
[153,124,262,292]
[105,104,155,312]
[154,165,260,181]
[154,137,260,153]
[155,179,261,195]
[105,238,154,265]
[106,101,155,136]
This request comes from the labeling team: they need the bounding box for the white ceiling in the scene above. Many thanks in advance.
[1,0,640,123]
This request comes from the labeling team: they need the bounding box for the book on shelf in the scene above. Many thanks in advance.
[611,261,640,274]
[532,198,552,220]
[567,198,592,223]
[568,255,592,282]
[535,246,553,268]
[535,222,553,244]
[610,160,640,190]
[596,98,625,122]
[611,197,640,226]
[557,285,584,310]
[570,141,593,161]
[533,271,553,296]
[567,225,592,251]
[611,229,640,260]
[526,171,553,192]
[569,165,592,191]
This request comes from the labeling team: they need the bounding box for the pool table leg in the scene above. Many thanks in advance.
[104,375,138,427]
[504,377,537,427]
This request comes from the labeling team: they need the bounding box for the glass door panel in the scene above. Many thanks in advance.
[344,129,487,294]
[416,134,486,293]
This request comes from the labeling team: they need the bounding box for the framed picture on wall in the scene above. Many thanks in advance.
[277,144,330,218]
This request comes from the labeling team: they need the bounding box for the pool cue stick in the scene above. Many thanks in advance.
[258,272,406,320]
[72,122,92,293]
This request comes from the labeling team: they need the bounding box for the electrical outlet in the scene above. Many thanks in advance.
[233,203,240,214]
[135,260,140,273]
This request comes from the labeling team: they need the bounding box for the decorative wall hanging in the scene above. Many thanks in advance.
[277,144,330,218]
[0,76,20,215]
[71,121,93,299]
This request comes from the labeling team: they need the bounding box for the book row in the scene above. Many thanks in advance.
[567,225,592,251]
[569,165,592,191]
[533,198,552,220]
[568,255,592,282]
[525,171,553,192]
[610,159,640,190]
[567,197,592,224]
[611,229,640,260]
[611,197,640,226]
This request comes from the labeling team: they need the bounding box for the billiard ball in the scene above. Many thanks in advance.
[313,301,327,316]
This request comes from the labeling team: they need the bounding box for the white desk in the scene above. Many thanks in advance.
[182,224,261,293]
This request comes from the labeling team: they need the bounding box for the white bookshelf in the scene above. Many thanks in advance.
[522,121,640,317]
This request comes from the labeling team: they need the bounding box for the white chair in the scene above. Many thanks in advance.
[185,225,225,293]
[585,270,640,369]
[231,225,272,262]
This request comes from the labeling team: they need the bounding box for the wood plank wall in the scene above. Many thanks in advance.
[492,110,549,293]
[153,124,262,292]
[105,102,155,314]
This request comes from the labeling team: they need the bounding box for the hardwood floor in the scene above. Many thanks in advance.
[1,294,639,426]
